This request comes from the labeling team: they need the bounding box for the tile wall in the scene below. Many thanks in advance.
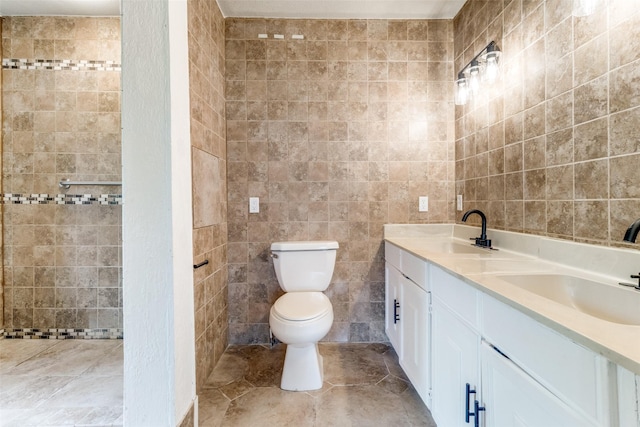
[454,0,640,247]
[0,19,3,328]
[187,0,229,389]
[225,18,455,344]
[1,17,122,330]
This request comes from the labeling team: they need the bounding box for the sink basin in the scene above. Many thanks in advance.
[496,274,640,326]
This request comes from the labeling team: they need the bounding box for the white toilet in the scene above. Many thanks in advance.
[269,240,338,391]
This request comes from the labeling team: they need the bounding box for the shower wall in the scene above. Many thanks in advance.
[187,0,228,389]
[1,17,122,333]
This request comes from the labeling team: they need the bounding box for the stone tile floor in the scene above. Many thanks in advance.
[0,340,436,426]
[199,343,437,426]
[0,339,123,426]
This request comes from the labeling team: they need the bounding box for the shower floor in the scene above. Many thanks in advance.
[0,339,123,426]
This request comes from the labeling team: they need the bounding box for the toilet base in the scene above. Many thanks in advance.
[280,343,323,391]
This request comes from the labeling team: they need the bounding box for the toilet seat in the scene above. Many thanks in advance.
[272,292,331,321]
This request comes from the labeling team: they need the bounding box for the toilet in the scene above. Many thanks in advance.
[269,240,339,391]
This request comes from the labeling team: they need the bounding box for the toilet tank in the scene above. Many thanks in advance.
[271,241,339,292]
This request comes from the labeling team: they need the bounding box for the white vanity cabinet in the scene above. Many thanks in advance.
[429,265,608,427]
[384,242,430,406]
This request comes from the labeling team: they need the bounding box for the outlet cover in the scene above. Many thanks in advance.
[249,197,259,213]
[419,196,428,212]
[457,195,463,211]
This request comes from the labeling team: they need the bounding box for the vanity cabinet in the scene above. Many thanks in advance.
[429,265,607,427]
[384,242,430,406]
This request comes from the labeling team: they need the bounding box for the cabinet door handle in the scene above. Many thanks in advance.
[393,299,400,324]
[465,383,485,426]
[473,400,485,427]
[465,383,474,423]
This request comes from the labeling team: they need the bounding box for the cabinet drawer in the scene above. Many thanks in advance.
[402,251,428,290]
[482,295,609,425]
[431,265,479,330]
[385,242,402,270]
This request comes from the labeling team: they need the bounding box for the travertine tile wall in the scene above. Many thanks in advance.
[0,19,3,326]
[454,0,640,247]
[187,0,228,389]
[225,18,455,344]
[1,17,122,329]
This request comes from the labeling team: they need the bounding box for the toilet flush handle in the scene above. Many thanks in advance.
[270,252,279,259]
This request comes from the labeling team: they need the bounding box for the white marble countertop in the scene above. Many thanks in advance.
[384,224,640,374]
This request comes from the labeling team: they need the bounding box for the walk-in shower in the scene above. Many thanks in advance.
[1,16,122,338]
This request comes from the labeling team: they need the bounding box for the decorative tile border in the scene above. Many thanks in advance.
[2,58,121,71]
[1,328,123,339]
[1,193,122,205]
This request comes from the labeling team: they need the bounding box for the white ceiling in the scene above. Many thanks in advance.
[217,0,467,19]
[0,0,120,16]
[0,0,467,19]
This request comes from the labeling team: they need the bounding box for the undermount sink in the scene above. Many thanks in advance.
[496,274,640,326]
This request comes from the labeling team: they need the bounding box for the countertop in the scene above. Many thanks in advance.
[384,224,640,374]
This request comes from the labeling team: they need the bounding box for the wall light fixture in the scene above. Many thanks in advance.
[454,41,501,106]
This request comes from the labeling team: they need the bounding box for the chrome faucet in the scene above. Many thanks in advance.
[620,218,640,290]
[462,209,492,249]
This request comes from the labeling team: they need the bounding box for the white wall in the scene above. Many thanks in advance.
[122,0,196,424]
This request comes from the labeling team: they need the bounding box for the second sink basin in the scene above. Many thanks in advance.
[496,273,640,326]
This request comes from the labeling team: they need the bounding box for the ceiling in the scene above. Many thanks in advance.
[216,0,467,19]
[0,0,120,16]
[0,0,467,19]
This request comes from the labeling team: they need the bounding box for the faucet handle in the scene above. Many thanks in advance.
[620,273,640,290]
[471,237,492,249]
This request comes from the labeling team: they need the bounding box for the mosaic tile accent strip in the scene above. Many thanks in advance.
[2,58,121,71]
[2,328,123,339]
[1,193,122,205]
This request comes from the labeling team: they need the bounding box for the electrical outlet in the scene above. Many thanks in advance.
[457,195,463,211]
[419,196,429,212]
[249,197,259,213]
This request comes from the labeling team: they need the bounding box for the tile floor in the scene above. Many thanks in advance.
[0,340,436,426]
[198,343,436,426]
[0,339,123,426]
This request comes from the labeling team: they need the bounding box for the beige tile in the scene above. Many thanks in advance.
[610,154,640,199]
[575,160,608,199]
[610,107,640,156]
[575,200,609,240]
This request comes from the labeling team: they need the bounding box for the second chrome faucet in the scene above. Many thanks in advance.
[462,209,493,249]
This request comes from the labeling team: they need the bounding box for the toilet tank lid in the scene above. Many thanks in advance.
[271,240,339,251]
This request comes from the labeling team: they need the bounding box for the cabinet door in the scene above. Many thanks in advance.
[431,298,480,427]
[481,341,596,427]
[385,263,402,354]
[400,277,430,406]
[616,366,640,427]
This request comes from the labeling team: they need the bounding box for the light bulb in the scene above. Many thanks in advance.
[455,77,469,105]
[484,53,500,84]
[467,61,481,96]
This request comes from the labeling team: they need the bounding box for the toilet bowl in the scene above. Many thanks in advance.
[269,241,338,391]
